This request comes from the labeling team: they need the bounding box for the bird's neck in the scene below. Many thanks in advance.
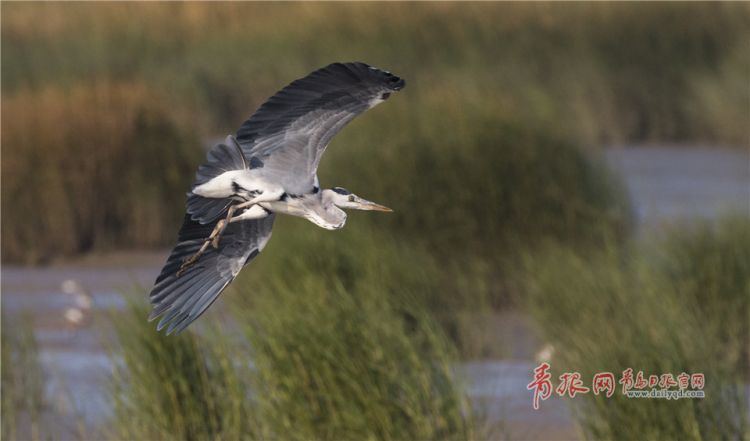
[308,194,347,230]
[262,194,346,230]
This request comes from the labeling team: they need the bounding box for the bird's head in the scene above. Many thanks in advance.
[323,187,392,212]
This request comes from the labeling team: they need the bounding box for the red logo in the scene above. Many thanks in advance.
[528,364,706,409]
[592,372,615,397]
[634,370,648,389]
[556,372,590,398]
[677,372,690,390]
[659,373,678,389]
[619,368,634,393]
[526,362,553,410]
[691,373,705,390]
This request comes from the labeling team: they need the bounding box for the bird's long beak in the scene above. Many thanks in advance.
[353,196,393,212]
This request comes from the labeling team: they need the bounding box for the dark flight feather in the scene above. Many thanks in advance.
[149,214,274,334]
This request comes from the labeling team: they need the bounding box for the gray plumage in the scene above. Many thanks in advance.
[149,62,404,334]
[237,62,405,195]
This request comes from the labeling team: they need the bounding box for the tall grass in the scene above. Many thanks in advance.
[235,222,475,439]
[2,3,747,145]
[108,229,474,440]
[242,284,473,440]
[659,217,750,382]
[1,83,203,263]
[322,113,632,260]
[524,217,749,440]
[108,302,257,440]
[688,42,750,149]
[1,314,45,441]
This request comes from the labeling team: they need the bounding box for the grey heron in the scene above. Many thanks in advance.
[148,62,405,334]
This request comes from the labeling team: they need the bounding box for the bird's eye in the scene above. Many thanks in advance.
[348,195,355,202]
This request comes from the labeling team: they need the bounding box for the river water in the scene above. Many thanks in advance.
[2,146,748,439]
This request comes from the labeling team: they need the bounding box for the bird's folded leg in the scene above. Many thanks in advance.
[178,199,268,275]
[178,202,244,275]
[211,217,230,249]
[209,199,258,248]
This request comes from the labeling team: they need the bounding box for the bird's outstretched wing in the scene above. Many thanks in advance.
[236,62,405,195]
[148,214,275,335]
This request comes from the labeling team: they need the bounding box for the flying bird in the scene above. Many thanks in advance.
[148,62,405,334]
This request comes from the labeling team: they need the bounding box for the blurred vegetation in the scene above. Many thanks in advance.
[109,302,257,440]
[237,224,474,440]
[104,217,749,439]
[327,114,632,261]
[1,83,203,263]
[1,314,45,441]
[109,252,475,441]
[2,3,748,145]
[2,2,748,263]
[524,217,749,440]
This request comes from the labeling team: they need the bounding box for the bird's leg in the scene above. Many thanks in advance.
[209,199,262,247]
[178,204,241,275]
[177,197,273,275]
[210,212,233,249]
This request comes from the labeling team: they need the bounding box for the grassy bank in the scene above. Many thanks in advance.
[3,2,748,262]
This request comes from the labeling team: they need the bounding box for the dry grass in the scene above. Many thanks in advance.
[3,2,747,144]
[1,82,202,263]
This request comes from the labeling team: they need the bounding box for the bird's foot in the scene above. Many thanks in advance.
[178,244,206,276]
